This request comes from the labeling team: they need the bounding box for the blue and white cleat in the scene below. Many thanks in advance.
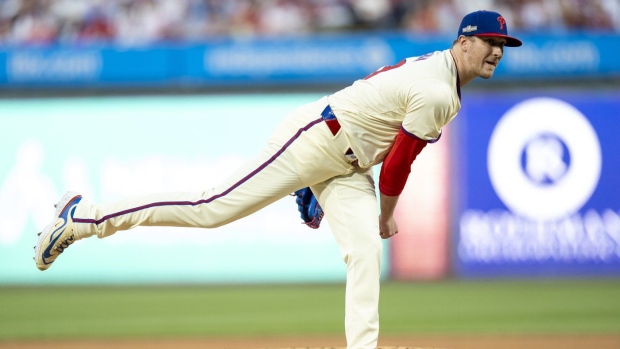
[34,191,82,271]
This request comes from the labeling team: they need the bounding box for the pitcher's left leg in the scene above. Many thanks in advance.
[311,169,382,349]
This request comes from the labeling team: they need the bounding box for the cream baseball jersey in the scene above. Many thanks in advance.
[328,49,462,169]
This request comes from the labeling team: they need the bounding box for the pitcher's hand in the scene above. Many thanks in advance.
[379,214,398,239]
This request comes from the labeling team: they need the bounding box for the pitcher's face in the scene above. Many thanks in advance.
[465,36,506,79]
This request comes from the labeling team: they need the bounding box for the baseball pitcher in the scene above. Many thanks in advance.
[35,10,521,349]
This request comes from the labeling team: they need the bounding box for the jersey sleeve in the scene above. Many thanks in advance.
[379,128,428,196]
[401,81,453,142]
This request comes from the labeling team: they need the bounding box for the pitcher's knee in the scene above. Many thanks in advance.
[342,237,383,267]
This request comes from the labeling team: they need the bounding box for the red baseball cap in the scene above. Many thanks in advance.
[458,10,522,47]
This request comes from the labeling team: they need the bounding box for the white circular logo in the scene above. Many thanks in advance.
[487,97,601,221]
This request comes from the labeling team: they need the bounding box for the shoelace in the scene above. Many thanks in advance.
[55,234,75,253]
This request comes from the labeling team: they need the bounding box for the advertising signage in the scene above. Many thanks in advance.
[1,33,618,88]
[456,91,620,277]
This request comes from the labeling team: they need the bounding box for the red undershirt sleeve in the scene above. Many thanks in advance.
[379,128,429,196]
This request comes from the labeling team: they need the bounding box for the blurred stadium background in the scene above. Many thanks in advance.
[1,0,620,348]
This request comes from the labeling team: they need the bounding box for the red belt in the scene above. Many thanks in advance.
[321,104,341,136]
[321,105,357,163]
[325,118,341,136]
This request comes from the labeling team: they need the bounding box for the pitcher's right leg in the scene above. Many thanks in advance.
[71,142,310,240]
[35,97,355,271]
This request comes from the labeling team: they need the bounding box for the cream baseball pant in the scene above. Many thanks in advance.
[72,97,383,349]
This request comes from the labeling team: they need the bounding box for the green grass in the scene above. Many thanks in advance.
[380,279,620,335]
[1,280,619,340]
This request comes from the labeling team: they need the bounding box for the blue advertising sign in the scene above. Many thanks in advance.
[192,34,446,85]
[455,91,620,277]
[497,34,620,80]
[0,47,170,86]
[1,33,619,88]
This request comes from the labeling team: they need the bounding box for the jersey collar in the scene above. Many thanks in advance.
[449,50,462,101]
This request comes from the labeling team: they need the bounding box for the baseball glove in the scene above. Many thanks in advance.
[293,187,324,229]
